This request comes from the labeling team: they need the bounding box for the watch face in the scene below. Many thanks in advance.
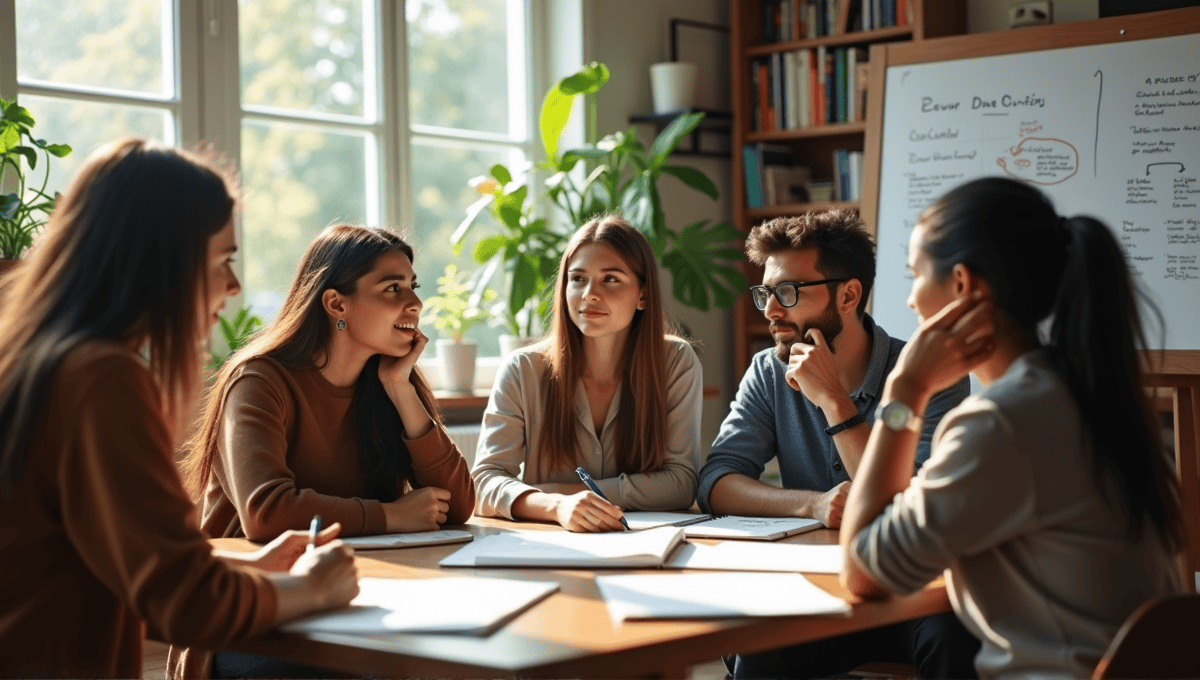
[883,402,913,430]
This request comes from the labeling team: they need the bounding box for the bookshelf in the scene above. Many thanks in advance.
[729,0,966,376]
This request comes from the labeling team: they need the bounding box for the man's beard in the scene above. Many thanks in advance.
[772,295,844,363]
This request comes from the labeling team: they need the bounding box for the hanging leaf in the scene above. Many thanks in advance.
[659,164,720,200]
[649,112,706,168]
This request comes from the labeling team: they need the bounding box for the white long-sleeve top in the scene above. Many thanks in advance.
[472,336,702,518]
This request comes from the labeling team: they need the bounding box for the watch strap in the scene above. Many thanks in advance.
[824,411,867,436]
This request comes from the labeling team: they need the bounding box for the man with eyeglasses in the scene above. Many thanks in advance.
[699,210,976,679]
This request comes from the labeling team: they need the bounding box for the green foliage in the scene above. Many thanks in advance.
[209,306,264,372]
[454,62,746,336]
[420,263,499,343]
[0,98,72,259]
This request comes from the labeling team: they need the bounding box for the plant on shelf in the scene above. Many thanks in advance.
[420,263,498,393]
[0,97,72,261]
[453,62,746,340]
[209,305,264,372]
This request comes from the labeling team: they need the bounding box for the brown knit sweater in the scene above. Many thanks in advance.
[0,343,277,678]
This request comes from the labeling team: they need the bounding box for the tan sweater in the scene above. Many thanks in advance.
[0,343,277,679]
[197,357,475,541]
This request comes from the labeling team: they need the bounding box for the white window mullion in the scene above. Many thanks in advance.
[386,0,413,232]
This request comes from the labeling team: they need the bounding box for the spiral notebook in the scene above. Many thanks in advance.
[623,512,822,541]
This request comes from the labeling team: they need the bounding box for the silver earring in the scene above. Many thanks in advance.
[336,319,346,331]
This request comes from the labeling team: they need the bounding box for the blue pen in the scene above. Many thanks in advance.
[306,515,322,553]
[575,467,630,530]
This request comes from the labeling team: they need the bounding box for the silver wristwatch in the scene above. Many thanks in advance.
[876,401,922,433]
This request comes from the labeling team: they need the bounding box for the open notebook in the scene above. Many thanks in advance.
[282,576,558,635]
[339,530,473,550]
[440,526,686,568]
[623,512,823,540]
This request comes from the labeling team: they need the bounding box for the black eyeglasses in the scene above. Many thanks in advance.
[749,279,846,310]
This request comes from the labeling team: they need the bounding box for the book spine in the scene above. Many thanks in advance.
[743,145,765,209]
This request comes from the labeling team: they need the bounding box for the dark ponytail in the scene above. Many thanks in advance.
[919,177,1182,550]
[1048,215,1181,549]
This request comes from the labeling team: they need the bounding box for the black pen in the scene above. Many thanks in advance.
[575,467,630,530]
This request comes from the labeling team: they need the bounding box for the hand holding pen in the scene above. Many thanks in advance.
[553,467,628,533]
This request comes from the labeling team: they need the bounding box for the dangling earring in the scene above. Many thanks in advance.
[336,319,347,331]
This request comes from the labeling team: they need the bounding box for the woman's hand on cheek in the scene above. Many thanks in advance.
[893,292,996,400]
[378,328,429,393]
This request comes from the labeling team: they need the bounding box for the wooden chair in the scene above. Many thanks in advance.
[1092,594,1200,678]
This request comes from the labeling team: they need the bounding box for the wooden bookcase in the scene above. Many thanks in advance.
[729,0,966,376]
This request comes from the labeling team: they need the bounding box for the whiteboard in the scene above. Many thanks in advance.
[870,25,1200,350]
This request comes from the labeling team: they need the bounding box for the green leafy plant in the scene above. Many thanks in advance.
[453,62,746,338]
[210,306,264,371]
[0,98,72,259]
[420,263,499,343]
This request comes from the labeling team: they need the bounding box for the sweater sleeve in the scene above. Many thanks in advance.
[216,372,387,540]
[594,338,702,511]
[58,355,277,648]
[406,423,476,524]
[471,352,541,519]
[850,400,1038,594]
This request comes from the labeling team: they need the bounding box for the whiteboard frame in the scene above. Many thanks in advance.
[862,6,1200,375]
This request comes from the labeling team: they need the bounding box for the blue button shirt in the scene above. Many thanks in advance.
[697,314,969,514]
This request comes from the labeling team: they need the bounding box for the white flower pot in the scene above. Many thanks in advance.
[437,339,478,394]
[649,61,699,114]
[499,334,541,356]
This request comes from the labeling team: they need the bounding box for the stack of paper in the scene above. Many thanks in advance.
[339,529,473,550]
[440,526,686,568]
[595,572,851,622]
[281,576,558,635]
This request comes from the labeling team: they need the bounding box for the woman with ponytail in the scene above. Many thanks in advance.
[840,177,1186,678]
[472,216,703,531]
[172,224,474,677]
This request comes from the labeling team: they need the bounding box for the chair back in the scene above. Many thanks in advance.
[1092,594,1200,678]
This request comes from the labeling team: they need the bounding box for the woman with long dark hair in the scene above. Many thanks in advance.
[0,139,358,678]
[840,177,1186,678]
[182,224,475,540]
[173,223,474,677]
[472,215,703,531]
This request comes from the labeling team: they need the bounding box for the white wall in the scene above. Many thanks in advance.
[968,0,1098,33]
[581,0,734,458]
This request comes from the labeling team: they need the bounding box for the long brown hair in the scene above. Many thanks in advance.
[182,224,442,502]
[537,215,673,476]
[0,138,234,496]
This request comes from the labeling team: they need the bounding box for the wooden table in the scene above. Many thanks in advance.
[225,518,950,679]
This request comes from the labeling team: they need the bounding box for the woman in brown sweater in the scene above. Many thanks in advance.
[0,138,359,679]
[173,225,475,676]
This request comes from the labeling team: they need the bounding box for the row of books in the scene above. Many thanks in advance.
[742,143,863,208]
[761,0,910,43]
[750,46,868,132]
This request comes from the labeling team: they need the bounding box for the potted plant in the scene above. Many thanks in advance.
[209,305,264,372]
[420,263,498,394]
[0,98,72,272]
[453,62,745,344]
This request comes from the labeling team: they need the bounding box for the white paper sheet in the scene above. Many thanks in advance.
[439,527,685,568]
[666,541,844,573]
[595,572,852,622]
[339,530,473,550]
[281,576,558,635]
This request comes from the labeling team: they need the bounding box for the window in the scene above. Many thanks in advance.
[3,0,539,359]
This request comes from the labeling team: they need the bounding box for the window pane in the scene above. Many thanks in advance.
[407,0,522,136]
[241,120,372,317]
[410,138,527,356]
[239,0,374,119]
[16,94,172,200]
[15,0,172,97]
